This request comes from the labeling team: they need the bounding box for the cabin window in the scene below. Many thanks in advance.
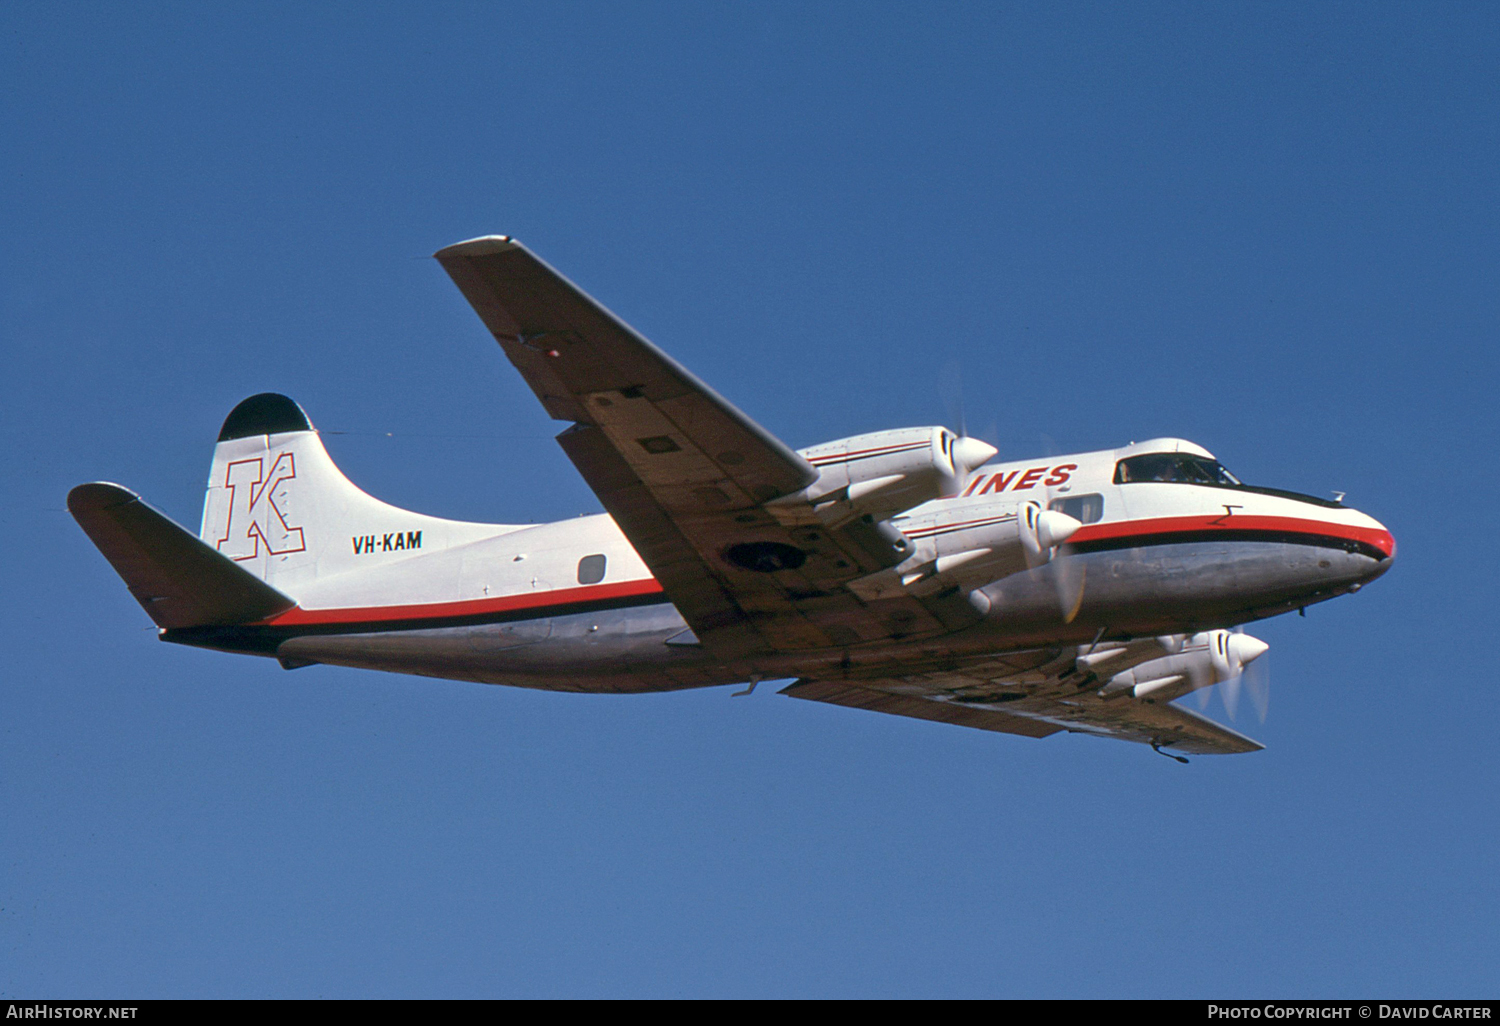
[1113,454,1241,486]
[577,554,607,585]
[1049,493,1105,524]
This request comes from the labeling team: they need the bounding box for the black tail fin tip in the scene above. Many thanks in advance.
[218,393,313,442]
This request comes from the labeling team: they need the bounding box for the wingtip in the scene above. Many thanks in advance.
[432,235,518,261]
[67,482,140,515]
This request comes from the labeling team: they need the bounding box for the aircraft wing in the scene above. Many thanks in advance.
[782,643,1264,755]
[998,691,1264,755]
[435,237,971,659]
[781,679,1065,740]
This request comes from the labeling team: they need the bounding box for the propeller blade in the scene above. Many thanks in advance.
[1037,474,1085,623]
[937,362,997,492]
[1052,545,1086,623]
[1221,671,1242,720]
[1220,628,1271,722]
[1245,649,1271,723]
[938,361,967,441]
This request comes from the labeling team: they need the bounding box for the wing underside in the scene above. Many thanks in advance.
[435,236,978,661]
[782,638,1264,755]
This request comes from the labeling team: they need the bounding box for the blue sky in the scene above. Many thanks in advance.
[4,2,1497,997]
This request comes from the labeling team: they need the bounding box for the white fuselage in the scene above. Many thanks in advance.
[171,432,1394,694]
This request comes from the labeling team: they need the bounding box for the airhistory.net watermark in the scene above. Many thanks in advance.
[5,1008,137,1019]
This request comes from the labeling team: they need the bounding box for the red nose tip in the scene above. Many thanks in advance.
[1375,529,1396,560]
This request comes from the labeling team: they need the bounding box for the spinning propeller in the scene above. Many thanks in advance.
[1035,474,1087,623]
[1197,627,1271,722]
[938,361,1000,489]
[937,365,1083,622]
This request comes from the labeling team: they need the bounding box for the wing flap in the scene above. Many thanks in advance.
[1009,696,1264,755]
[781,679,1063,739]
[69,482,295,629]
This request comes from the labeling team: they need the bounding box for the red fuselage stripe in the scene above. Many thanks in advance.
[261,577,667,627]
[1069,514,1395,557]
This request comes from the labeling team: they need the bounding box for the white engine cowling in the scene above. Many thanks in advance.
[1096,630,1269,702]
[794,427,997,525]
[846,498,1082,601]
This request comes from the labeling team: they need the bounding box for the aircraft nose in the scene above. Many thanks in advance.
[1346,508,1395,580]
[1365,515,1395,563]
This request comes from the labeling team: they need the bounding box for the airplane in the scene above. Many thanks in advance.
[69,236,1396,759]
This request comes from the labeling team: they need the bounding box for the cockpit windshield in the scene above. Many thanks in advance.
[1114,453,1242,487]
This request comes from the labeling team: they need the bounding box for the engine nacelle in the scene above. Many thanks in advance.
[794,427,997,526]
[1096,630,1269,703]
[846,498,1081,601]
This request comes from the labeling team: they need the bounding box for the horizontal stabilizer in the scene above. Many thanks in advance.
[69,482,296,629]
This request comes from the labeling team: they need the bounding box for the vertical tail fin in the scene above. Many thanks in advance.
[200,394,316,584]
[199,393,510,595]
